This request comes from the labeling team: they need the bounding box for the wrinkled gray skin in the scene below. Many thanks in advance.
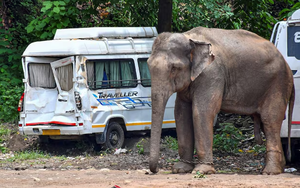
[148,27,294,175]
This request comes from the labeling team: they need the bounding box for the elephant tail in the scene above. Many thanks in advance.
[287,84,295,162]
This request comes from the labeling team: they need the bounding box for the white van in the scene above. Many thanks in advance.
[18,27,176,149]
[270,10,300,160]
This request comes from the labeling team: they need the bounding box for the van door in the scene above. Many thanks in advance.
[50,57,78,126]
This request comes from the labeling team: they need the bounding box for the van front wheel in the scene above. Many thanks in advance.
[105,122,125,149]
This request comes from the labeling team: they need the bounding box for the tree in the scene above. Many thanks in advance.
[0,0,40,122]
[158,0,172,33]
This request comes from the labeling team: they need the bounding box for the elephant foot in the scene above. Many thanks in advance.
[262,150,284,175]
[172,162,194,174]
[192,164,216,174]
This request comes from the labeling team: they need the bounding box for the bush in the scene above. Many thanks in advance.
[213,123,245,153]
[0,125,11,153]
[0,85,24,122]
[163,136,178,151]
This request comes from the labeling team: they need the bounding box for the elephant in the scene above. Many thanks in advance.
[147,27,295,175]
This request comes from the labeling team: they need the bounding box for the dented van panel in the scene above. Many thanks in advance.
[19,27,176,148]
[25,88,57,113]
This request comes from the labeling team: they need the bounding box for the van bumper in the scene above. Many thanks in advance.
[19,125,87,136]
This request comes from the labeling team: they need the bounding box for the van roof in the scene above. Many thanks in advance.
[288,9,300,24]
[22,27,157,57]
[54,27,157,40]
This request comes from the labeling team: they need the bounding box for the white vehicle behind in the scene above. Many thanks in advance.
[18,27,176,149]
[271,9,300,160]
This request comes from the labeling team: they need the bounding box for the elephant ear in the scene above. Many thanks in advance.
[189,39,215,81]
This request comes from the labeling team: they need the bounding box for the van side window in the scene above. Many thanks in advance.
[86,59,137,89]
[138,58,151,87]
[28,63,56,88]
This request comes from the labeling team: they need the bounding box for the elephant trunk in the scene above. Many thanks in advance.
[149,91,170,173]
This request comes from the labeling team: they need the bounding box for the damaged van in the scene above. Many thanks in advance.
[18,27,176,149]
[270,9,300,160]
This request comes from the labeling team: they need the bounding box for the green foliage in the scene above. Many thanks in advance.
[230,0,277,39]
[136,139,145,154]
[172,0,234,32]
[0,24,25,122]
[163,136,178,151]
[171,0,277,38]
[126,0,158,27]
[252,144,266,154]
[193,171,206,179]
[279,0,300,19]
[213,123,245,153]
[0,125,11,153]
[6,150,51,162]
[0,85,24,122]
[92,1,132,27]
[0,0,39,123]
[26,0,82,39]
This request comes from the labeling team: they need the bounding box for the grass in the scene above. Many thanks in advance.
[217,169,240,174]
[55,155,67,161]
[193,171,206,179]
[161,171,172,174]
[6,150,51,162]
[0,125,11,153]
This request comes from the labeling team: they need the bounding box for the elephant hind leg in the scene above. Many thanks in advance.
[253,114,263,145]
[259,100,286,174]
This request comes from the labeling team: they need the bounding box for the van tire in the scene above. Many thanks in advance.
[105,122,125,149]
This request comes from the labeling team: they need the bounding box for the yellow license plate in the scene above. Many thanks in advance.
[42,129,60,135]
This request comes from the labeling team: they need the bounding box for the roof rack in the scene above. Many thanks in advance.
[54,27,158,40]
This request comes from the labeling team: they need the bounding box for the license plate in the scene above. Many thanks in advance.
[42,129,60,135]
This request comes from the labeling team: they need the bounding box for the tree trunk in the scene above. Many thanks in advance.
[0,0,10,29]
[157,0,172,33]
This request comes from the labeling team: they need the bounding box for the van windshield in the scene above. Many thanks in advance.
[28,63,56,88]
[86,59,137,89]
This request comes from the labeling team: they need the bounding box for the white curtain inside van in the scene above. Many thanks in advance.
[28,63,56,88]
[55,63,73,91]
[86,61,95,88]
[138,59,151,86]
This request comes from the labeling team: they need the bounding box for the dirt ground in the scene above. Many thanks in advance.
[1,133,300,188]
[1,115,300,188]
[0,169,300,188]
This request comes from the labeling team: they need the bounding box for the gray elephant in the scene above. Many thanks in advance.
[147,27,294,175]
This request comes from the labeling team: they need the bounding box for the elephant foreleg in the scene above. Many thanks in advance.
[191,91,222,174]
[172,97,194,173]
[192,110,216,174]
